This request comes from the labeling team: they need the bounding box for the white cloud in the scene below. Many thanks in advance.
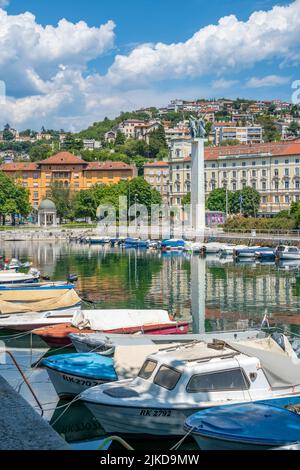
[211,79,239,90]
[0,9,115,96]
[0,2,300,130]
[246,74,291,88]
[105,0,300,86]
[0,1,10,8]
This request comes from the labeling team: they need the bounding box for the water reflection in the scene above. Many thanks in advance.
[2,241,300,332]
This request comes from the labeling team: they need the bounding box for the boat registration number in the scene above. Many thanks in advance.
[139,409,171,417]
[62,374,100,388]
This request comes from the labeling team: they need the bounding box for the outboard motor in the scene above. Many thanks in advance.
[271,332,286,352]
[68,274,78,283]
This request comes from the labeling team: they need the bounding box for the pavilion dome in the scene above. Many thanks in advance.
[38,199,56,211]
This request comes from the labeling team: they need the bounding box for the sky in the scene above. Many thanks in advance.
[0,0,299,131]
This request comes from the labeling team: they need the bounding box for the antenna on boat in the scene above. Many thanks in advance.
[260,310,270,329]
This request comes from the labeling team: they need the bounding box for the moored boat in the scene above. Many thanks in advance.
[0,268,40,285]
[160,239,186,251]
[32,309,189,347]
[184,403,300,450]
[0,282,75,302]
[276,245,300,260]
[80,335,300,437]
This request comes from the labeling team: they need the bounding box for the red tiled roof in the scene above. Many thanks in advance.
[86,161,134,171]
[144,161,169,167]
[39,152,85,165]
[0,163,38,171]
[204,141,300,161]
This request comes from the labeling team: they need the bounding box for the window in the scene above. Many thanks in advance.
[33,192,39,199]
[262,196,267,203]
[274,169,279,177]
[296,159,300,164]
[285,159,289,164]
[296,168,300,176]
[285,181,289,190]
[252,170,256,177]
[285,168,289,176]
[285,196,290,204]
[223,172,227,179]
[212,163,216,168]
[154,365,181,390]
[262,182,266,191]
[242,162,246,167]
[139,360,157,380]
[232,171,237,178]
[252,161,256,166]
[222,163,227,168]
[232,183,237,191]
[212,172,215,179]
[274,181,279,190]
[242,170,246,178]
[274,196,279,203]
[186,368,249,393]
[275,160,279,165]
[262,160,266,166]
[296,181,300,190]
[252,182,256,189]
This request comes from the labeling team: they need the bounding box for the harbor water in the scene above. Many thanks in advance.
[1,240,300,449]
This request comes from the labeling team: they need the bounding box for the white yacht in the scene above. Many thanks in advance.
[276,245,300,260]
[81,335,300,437]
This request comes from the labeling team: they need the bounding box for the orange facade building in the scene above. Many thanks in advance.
[0,152,137,208]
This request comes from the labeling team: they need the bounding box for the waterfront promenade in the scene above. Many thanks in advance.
[0,376,68,450]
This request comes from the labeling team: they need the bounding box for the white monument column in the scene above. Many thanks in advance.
[191,138,206,241]
[191,255,206,334]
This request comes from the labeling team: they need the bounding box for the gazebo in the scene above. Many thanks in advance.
[38,199,58,227]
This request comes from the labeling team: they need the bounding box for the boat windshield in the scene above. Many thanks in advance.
[153,365,181,391]
[288,248,299,253]
[186,368,250,393]
[138,360,157,380]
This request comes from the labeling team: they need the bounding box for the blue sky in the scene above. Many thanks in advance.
[0,0,299,130]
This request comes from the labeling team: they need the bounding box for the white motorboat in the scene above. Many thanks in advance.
[184,242,203,254]
[276,245,300,260]
[220,244,248,256]
[81,335,300,437]
[70,329,263,354]
[203,243,225,254]
[0,308,79,331]
[0,268,40,285]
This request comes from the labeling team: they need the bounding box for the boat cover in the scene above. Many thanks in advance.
[42,353,118,381]
[185,403,300,446]
[0,289,81,314]
[113,344,165,378]
[227,336,300,388]
[71,309,172,331]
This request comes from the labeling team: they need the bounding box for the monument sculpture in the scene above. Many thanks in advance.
[188,114,206,240]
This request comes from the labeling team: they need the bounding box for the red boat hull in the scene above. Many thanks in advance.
[32,322,189,348]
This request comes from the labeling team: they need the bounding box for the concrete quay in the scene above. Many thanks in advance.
[0,375,69,450]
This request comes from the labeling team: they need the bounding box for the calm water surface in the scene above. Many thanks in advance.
[1,240,300,449]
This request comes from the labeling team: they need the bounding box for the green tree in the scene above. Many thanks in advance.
[49,182,76,222]
[3,124,14,141]
[29,143,52,162]
[206,188,228,212]
[61,133,83,152]
[115,130,126,146]
[128,177,162,210]
[231,187,261,217]
[287,121,300,137]
[148,125,167,158]
[182,193,191,205]
[257,116,281,142]
[0,172,31,224]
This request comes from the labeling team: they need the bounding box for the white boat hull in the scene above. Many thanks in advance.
[46,367,107,398]
[83,402,198,437]
[279,254,300,260]
[192,434,281,451]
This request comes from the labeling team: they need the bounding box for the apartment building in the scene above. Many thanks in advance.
[0,152,137,209]
[214,124,263,145]
[147,141,300,214]
[144,161,170,203]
